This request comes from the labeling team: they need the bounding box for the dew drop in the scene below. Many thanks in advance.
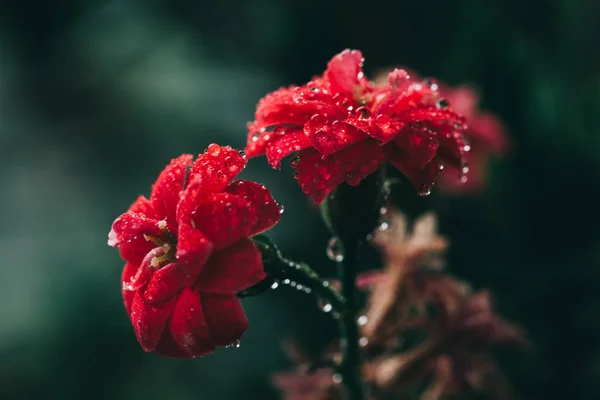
[290,281,297,287]
[417,184,432,196]
[296,284,304,290]
[277,203,285,214]
[326,237,344,262]
[359,337,369,347]
[463,144,471,152]
[423,77,439,91]
[238,150,247,159]
[283,279,291,285]
[290,156,300,167]
[378,214,392,232]
[332,374,343,384]
[322,303,333,313]
[292,172,299,179]
[357,315,368,326]
[251,132,260,142]
[436,98,449,109]
[271,282,279,289]
[322,281,330,287]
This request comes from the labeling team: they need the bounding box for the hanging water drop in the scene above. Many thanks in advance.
[277,203,285,214]
[234,339,241,348]
[326,237,344,262]
[417,184,432,196]
[271,282,279,289]
[322,303,333,313]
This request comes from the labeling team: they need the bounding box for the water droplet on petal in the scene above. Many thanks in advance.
[238,150,247,159]
[359,337,369,347]
[436,98,449,109]
[207,143,221,156]
[322,303,333,313]
[326,237,344,262]
[251,132,260,142]
[357,315,368,326]
[423,77,439,91]
[277,203,284,214]
[271,282,279,289]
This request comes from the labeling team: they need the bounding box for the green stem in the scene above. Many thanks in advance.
[272,258,347,314]
[337,239,365,400]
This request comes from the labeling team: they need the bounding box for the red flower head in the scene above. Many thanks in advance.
[245,49,469,203]
[108,144,281,358]
[439,85,509,193]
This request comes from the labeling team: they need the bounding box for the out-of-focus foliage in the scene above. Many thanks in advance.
[0,0,598,399]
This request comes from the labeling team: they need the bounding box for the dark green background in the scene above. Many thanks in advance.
[1,0,599,399]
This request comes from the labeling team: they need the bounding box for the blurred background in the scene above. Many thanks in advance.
[1,0,599,399]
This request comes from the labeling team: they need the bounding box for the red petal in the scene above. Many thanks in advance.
[130,292,176,352]
[144,262,201,303]
[394,125,440,169]
[175,223,213,269]
[387,145,442,194]
[188,144,246,196]
[295,140,386,203]
[294,148,346,204]
[127,195,157,218]
[264,129,311,168]
[122,247,166,293]
[109,212,166,265]
[169,287,215,357]
[325,49,365,95]
[195,238,265,294]
[202,294,249,347]
[224,180,280,236]
[191,193,253,250]
[154,329,192,358]
[121,263,138,315]
[150,154,193,226]
[307,115,366,157]
[176,145,246,226]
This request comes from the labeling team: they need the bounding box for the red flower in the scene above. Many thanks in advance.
[439,85,509,193]
[108,144,281,358]
[245,49,469,203]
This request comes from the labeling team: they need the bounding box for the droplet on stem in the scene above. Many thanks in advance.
[357,315,368,326]
[326,236,344,262]
[322,303,333,313]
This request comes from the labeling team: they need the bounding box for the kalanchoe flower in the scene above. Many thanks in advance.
[108,144,281,358]
[374,69,509,193]
[245,49,469,203]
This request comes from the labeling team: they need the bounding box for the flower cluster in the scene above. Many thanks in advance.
[106,48,519,400]
[108,144,280,357]
[245,50,470,203]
